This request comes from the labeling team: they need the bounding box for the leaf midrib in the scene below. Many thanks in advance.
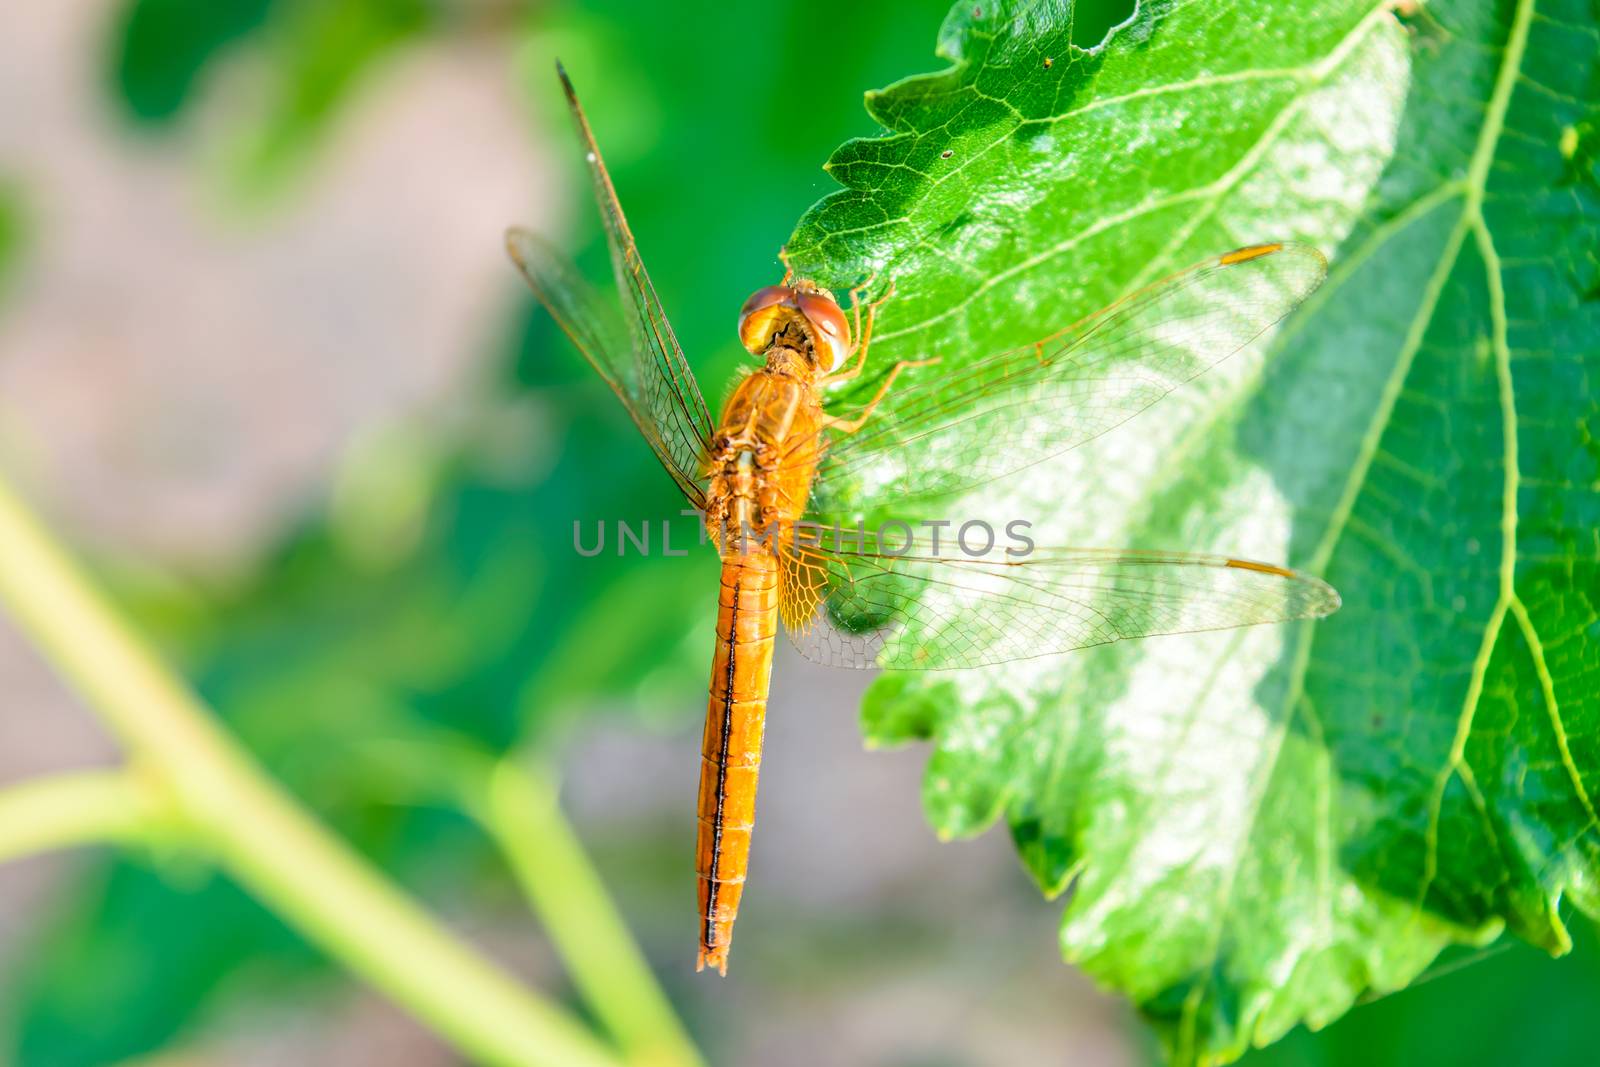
[1273,0,1560,935]
[1167,0,1552,1037]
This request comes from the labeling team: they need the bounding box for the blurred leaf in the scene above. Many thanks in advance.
[11,865,311,1067]
[225,0,433,197]
[9,0,956,1060]
[0,182,22,299]
[1239,922,1600,1067]
[110,0,278,123]
[5,321,715,1067]
[791,0,1597,1062]
[108,0,437,193]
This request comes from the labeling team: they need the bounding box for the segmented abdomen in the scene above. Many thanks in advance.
[696,553,778,974]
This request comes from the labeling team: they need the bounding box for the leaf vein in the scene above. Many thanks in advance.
[1511,596,1598,829]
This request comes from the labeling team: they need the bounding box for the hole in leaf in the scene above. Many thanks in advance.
[1072,0,1137,49]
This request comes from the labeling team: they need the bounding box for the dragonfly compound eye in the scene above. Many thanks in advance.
[796,290,851,373]
[737,285,798,355]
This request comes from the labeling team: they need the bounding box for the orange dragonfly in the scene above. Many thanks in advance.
[508,64,1339,976]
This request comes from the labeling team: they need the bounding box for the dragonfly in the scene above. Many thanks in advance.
[508,63,1340,976]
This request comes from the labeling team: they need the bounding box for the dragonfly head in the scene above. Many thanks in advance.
[737,283,850,373]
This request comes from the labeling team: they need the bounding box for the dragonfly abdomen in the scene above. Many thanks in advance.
[696,553,779,974]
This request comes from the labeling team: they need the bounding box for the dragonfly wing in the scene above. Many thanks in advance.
[802,243,1327,512]
[507,65,716,507]
[557,65,715,481]
[508,229,710,507]
[778,532,1339,670]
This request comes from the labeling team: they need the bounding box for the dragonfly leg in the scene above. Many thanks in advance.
[821,355,940,434]
[779,246,795,287]
[822,280,896,387]
[844,268,885,346]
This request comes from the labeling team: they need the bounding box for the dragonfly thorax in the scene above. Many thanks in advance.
[737,282,850,372]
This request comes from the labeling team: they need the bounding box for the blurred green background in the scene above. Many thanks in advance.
[0,1,1594,1064]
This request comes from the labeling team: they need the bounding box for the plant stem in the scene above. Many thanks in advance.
[479,758,707,1067]
[0,769,159,865]
[0,476,625,1067]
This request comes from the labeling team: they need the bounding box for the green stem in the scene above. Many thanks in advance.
[0,476,625,1067]
[0,769,161,864]
[478,759,707,1067]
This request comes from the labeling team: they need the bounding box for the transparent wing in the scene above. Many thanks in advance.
[508,229,710,507]
[507,63,715,506]
[777,530,1340,670]
[800,243,1327,512]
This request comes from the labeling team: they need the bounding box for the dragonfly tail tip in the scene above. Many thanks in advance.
[697,945,730,976]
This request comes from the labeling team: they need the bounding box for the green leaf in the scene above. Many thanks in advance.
[789,0,1598,1062]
